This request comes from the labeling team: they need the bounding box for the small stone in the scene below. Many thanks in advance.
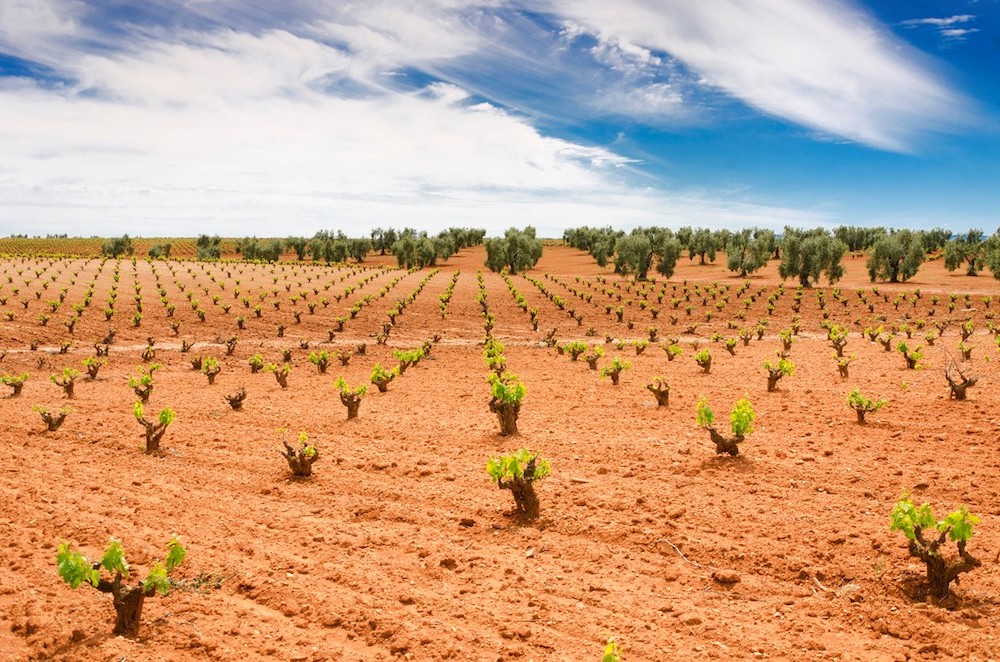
[440,558,457,570]
[525,548,535,558]
[679,613,702,626]
[459,518,475,528]
[712,569,740,584]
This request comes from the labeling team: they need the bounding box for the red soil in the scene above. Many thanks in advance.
[1,245,1000,661]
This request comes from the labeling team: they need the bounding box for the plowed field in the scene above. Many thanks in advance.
[2,245,999,661]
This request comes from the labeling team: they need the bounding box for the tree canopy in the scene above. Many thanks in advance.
[485,227,543,275]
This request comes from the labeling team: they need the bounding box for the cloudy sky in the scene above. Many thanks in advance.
[0,0,997,238]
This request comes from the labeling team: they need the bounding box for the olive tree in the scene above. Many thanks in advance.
[485,227,543,275]
[944,229,985,276]
[726,228,775,277]
[614,228,681,280]
[777,228,847,287]
[866,230,925,283]
[101,235,134,258]
[688,227,719,264]
[196,234,222,261]
[985,230,1000,280]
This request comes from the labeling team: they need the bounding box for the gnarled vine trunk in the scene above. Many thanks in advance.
[96,577,150,639]
[143,421,168,453]
[910,530,981,599]
[489,399,520,436]
[341,395,362,420]
[708,427,743,456]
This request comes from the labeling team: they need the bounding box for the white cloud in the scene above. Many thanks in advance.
[901,15,975,28]
[0,0,84,61]
[544,0,976,152]
[900,14,979,42]
[940,28,979,39]
[0,0,978,237]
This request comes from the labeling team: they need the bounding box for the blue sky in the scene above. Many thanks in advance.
[0,0,997,238]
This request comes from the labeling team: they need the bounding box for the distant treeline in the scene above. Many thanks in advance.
[97,227,489,268]
[563,225,1000,285]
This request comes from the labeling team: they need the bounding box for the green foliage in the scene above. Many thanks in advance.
[695,397,715,428]
[486,448,550,484]
[57,541,100,589]
[100,538,130,576]
[777,229,847,287]
[393,347,425,372]
[688,227,720,265]
[693,348,711,366]
[730,398,755,437]
[100,235,134,258]
[58,537,186,596]
[201,356,220,376]
[663,343,683,359]
[695,395,755,439]
[50,367,80,385]
[891,494,979,543]
[390,232,440,268]
[333,376,367,397]
[147,242,172,259]
[133,401,175,427]
[834,225,886,252]
[2,372,28,387]
[985,230,1000,280]
[370,363,398,390]
[158,408,175,426]
[308,350,330,372]
[562,340,587,360]
[236,237,283,262]
[81,356,106,378]
[600,356,631,379]
[563,226,621,267]
[726,228,775,276]
[603,638,623,662]
[613,228,682,280]
[763,356,794,377]
[248,353,265,372]
[285,236,309,260]
[867,230,925,283]
[944,229,985,276]
[847,387,887,415]
[196,234,222,261]
[484,227,544,275]
[482,338,507,372]
[896,341,924,369]
[488,371,526,405]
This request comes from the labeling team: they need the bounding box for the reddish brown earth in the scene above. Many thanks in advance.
[1,245,1000,661]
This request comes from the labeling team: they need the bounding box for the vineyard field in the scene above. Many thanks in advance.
[1,244,999,661]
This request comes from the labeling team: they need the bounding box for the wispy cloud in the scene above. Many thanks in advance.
[543,0,977,152]
[0,0,980,236]
[901,15,975,28]
[900,13,979,42]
